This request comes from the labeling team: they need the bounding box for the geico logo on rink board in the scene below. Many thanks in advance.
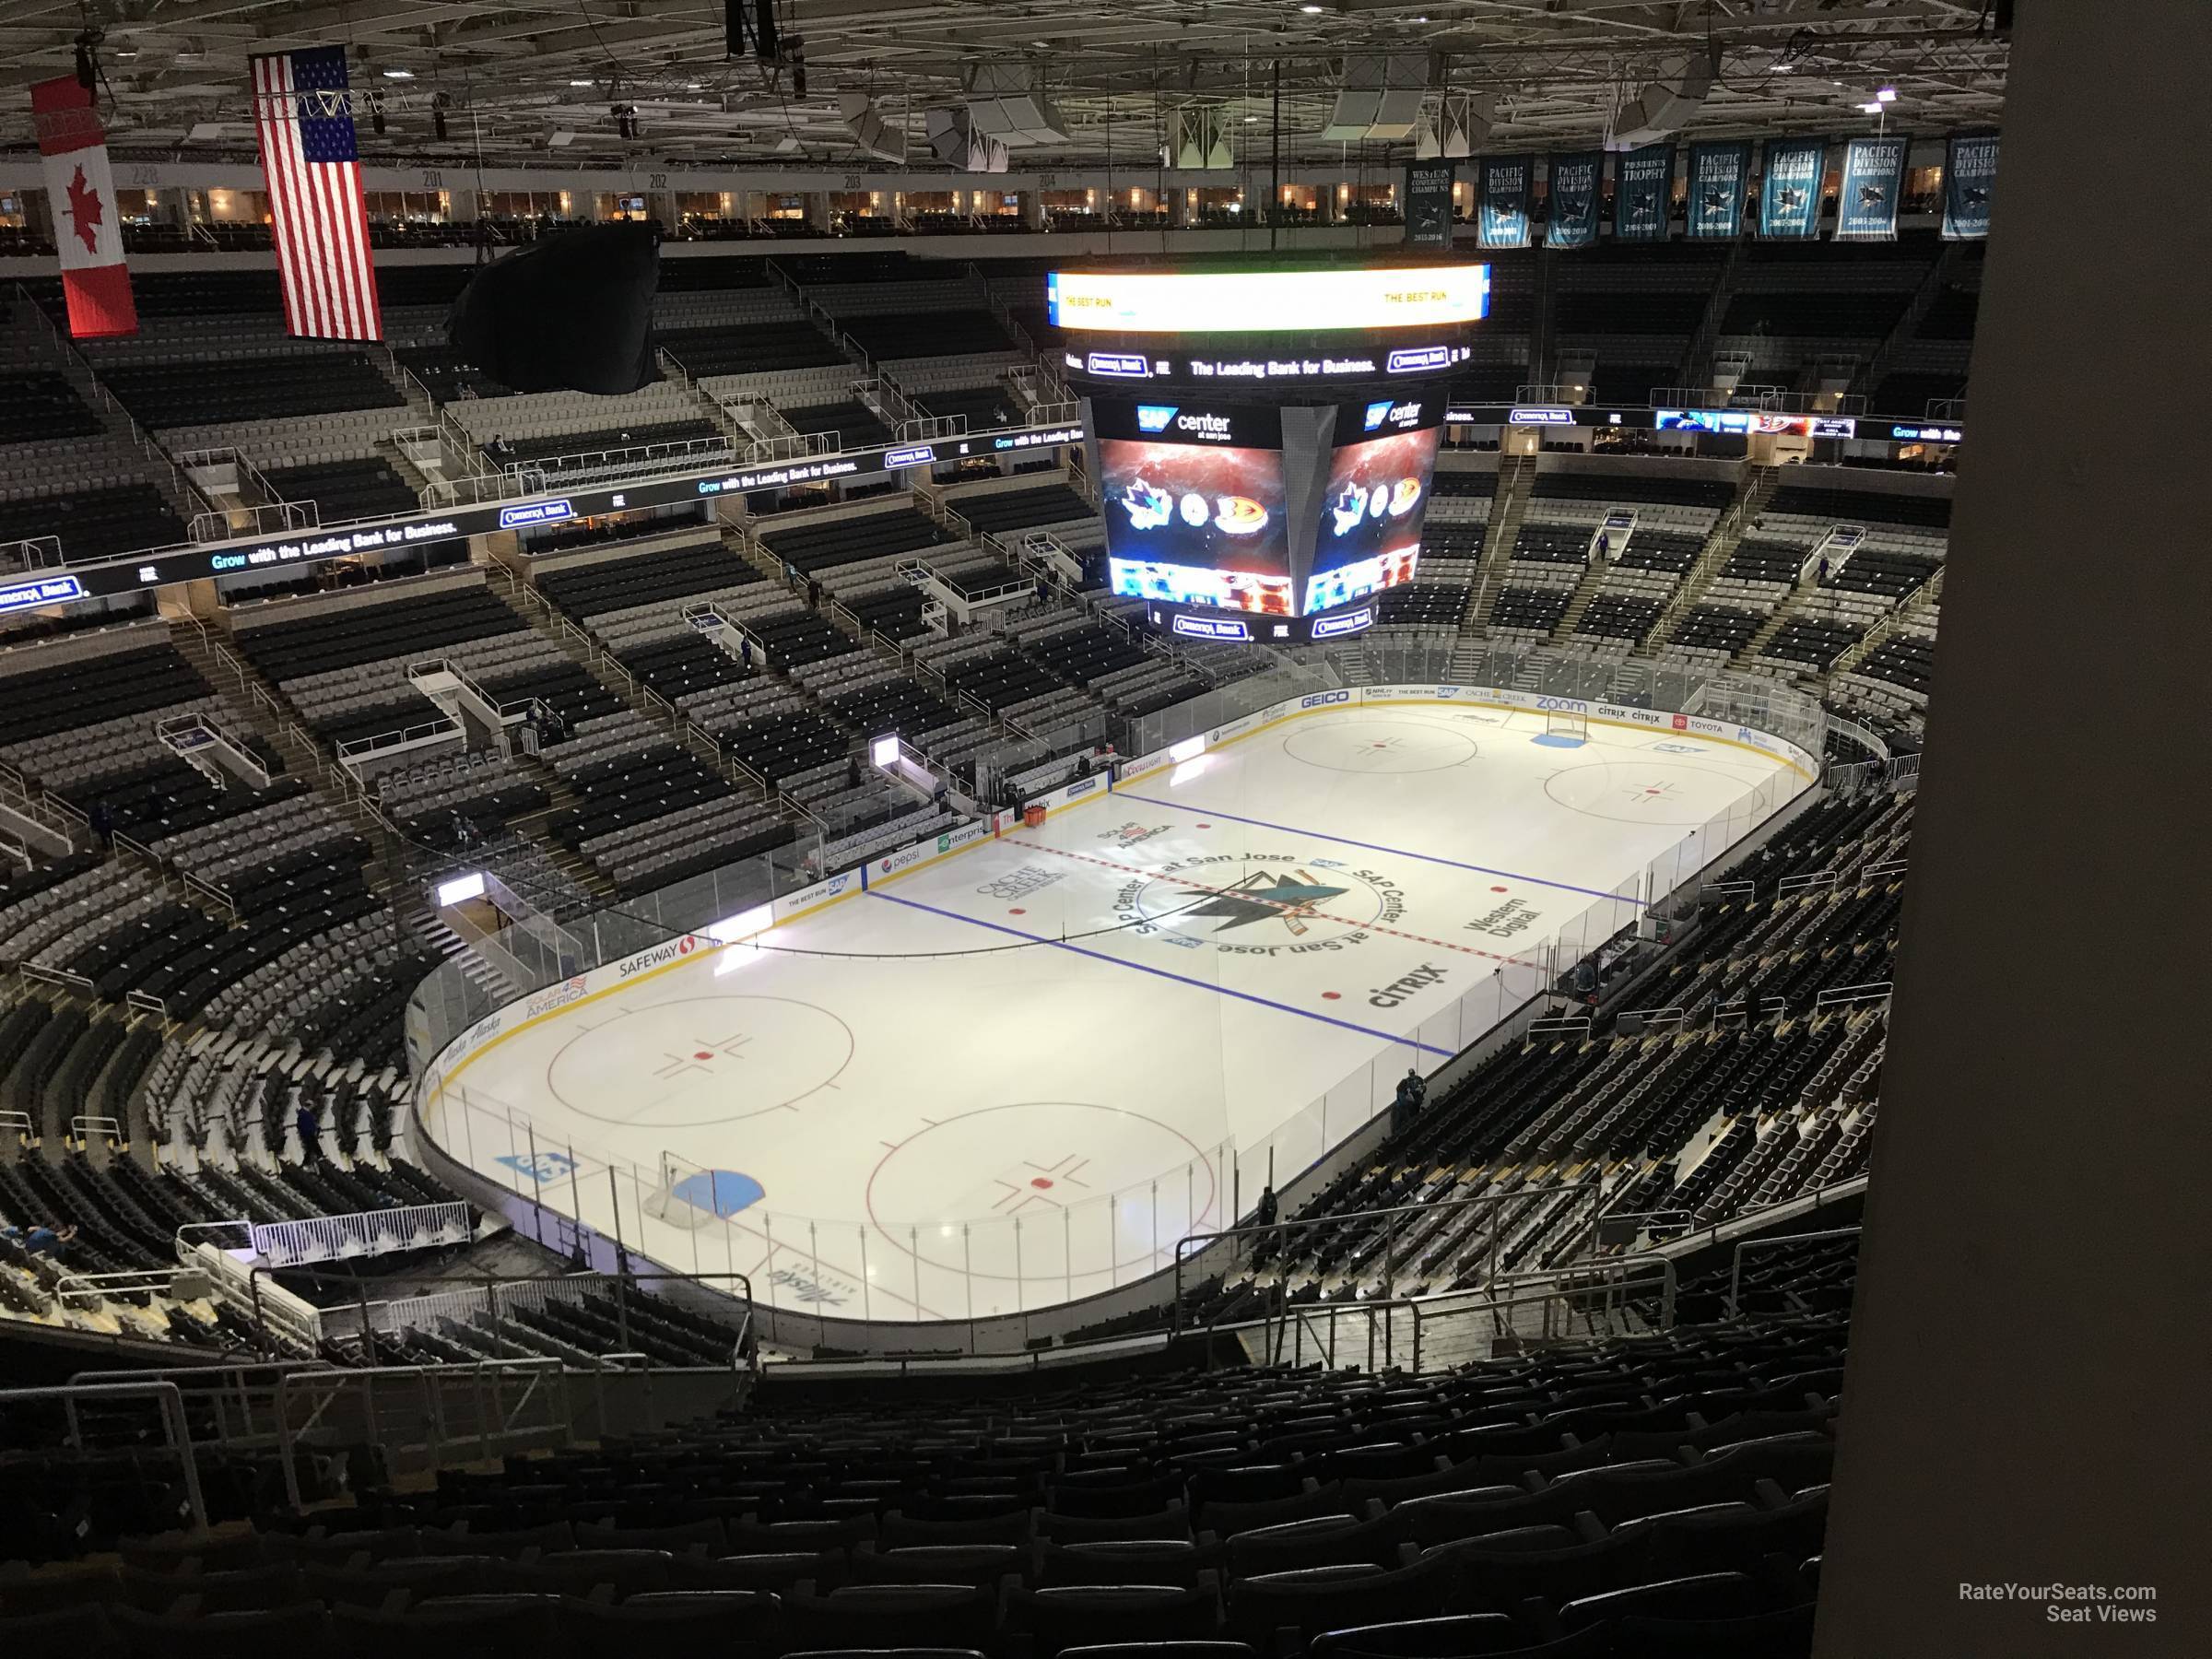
[1465,896,1540,939]
[617,935,700,979]
[978,865,1068,900]
[1300,690,1353,710]
[1370,962,1448,1007]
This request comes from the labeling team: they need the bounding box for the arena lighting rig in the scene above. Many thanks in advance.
[1053,256,1488,645]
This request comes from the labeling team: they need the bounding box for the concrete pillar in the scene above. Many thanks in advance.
[1813,5,2208,1655]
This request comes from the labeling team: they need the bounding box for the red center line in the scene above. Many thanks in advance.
[1005,838,1547,971]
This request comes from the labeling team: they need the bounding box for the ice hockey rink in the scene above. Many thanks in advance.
[420,697,1808,1325]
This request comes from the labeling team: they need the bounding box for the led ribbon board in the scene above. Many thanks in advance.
[1048,265,1490,334]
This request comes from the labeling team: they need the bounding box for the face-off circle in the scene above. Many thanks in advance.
[1284,718,1478,774]
[1112,852,1407,957]
[544,994,853,1128]
[1542,761,1759,826]
[867,1100,1219,1278]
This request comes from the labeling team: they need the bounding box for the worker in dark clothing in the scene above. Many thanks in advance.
[296,1098,321,1159]
[846,754,863,790]
[1391,1066,1427,1136]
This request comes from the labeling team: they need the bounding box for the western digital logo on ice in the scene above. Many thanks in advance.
[1135,405,1178,433]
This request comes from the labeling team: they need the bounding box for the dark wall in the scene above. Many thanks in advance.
[1814,3,2209,1654]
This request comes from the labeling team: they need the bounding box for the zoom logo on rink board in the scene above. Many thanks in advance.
[1112,852,1407,958]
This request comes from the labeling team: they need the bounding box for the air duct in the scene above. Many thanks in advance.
[1611,49,1715,147]
[839,89,905,162]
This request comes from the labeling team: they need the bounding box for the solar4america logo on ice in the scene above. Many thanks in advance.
[1111,853,1411,960]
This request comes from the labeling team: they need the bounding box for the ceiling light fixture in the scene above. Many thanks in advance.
[1858,100,1883,113]
[1300,4,1325,13]
[382,68,413,79]
[569,78,594,88]
[1876,86,1897,102]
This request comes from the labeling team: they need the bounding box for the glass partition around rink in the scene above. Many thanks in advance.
[406,638,1821,1344]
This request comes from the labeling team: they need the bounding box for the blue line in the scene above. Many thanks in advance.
[870,889,1453,1057]
[1116,791,1645,907]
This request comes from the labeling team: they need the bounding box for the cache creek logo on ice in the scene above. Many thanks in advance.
[618,934,700,979]
[1112,853,1406,958]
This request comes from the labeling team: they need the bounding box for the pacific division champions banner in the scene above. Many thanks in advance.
[1545,152,1602,250]
[1404,159,1454,250]
[1835,134,1908,241]
[1685,140,1751,239]
[1613,144,1674,241]
[1942,133,1998,240]
[1759,136,1826,238]
[1477,155,1533,249]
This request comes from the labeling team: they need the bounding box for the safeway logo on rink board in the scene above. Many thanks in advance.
[618,935,700,979]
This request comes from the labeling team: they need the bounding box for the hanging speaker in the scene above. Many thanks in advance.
[840,89,903,162]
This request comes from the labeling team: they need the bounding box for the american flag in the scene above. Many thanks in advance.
[250,45,382,340]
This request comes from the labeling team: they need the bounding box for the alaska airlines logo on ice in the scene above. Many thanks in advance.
[1112,853,1406,959]
[1135,404,1178,433]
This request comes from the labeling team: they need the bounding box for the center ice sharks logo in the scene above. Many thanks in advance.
[1179,869,1349,935]
[1111,853,1408,959]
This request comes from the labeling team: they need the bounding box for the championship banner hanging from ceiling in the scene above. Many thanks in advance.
[1403,159,1454,249]
[29,76,137,339]
[1477,155,1533,248]
[1685,140,1751,239]
[1759,136,1827,239]
[1942,133,1998,240]
[1613,144,1674,241]
[1544,152,1602,249]
[1834,134,1909,241]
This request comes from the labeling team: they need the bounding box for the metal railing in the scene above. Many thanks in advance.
[1728,1224,1862,1316]
[249,1201,476,1267]
[0,534,64,572]
[0,1382,206,1530]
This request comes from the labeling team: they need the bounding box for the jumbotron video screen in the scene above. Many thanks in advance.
[1305,398,1444,616]
[1099,401,1295,616]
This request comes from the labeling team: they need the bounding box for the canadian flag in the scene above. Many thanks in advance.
[30,76,136,339]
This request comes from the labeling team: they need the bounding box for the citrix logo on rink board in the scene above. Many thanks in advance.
[1370,962,1447,1008]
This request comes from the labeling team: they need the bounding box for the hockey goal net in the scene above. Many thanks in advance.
[1545,709,1588,740]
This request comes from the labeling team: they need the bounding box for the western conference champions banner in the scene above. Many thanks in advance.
[1613,144,1674,241]
[1942,133,1998,239]
[1759,136,1826,238]
[1404,159,1454,249]
[1545,152,1602,249]
[1835,134,1908,241]
[1685,140,1751,239]
[1477,155,1533,248]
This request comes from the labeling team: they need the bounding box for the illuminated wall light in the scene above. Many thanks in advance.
[1876,87,1898,102]
[1859,101,1884,114]
[1168,735,1206,763]
[707,903,773,944]
[871,734,900,767]
[435,872,487,906]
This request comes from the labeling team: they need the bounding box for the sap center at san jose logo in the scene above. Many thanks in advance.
[1111,852,1406,958]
